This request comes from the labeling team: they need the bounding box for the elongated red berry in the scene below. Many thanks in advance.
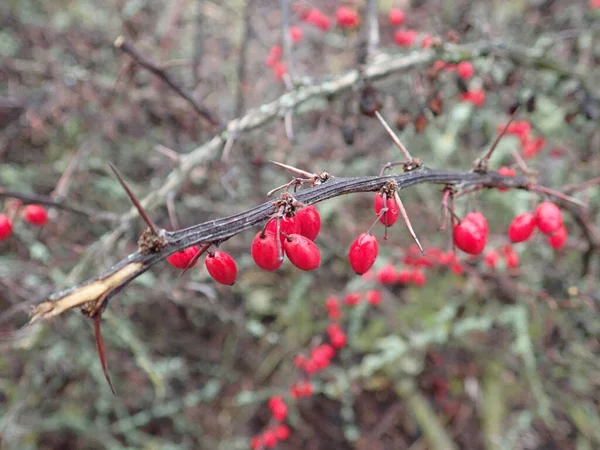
[394,29,417,47]
[497,166,516,192]
[484,249,499,268]
[456,61,474,80]
[167,246,200,269]
[23,204,48,226]
[266,216,301,243]
[374,194,400,226]
[377,264,396,284]
[388,8,405,26]
[535,202,563,235]
[454,217,487,255]
[508,213,536,243]
[251,231,282,271]
[283,234,321,270]
[0,214,12,240]
[268,396,288,422]
[336,6,360,28]
[505,249,519,269]
[295,205,321,241]
[348,233,378,274]
[547,225,568,249]
[289,25,303,43]
[465,212,489,236]
[205,251,237,285]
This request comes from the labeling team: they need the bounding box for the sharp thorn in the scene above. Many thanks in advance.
[395,191,424,254]
[268,160,315,179]
[94,314,116,396]
[109,163,158,236]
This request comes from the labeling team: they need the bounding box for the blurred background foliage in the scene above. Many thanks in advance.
[1,0,599,449]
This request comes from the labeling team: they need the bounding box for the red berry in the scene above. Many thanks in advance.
[497,166,516,192]
[388,8,405,26]
[508,213,536,243]
[454,216,487,255]
[394,29,417,47]
[263,430,277,448]
[325,296,341,320]
[397,269,412,284]
[266,216,301,243]
[456,61,474,80]
[522,137,546,159]
[344,292,361,306]
[377,264,397,284]
[366,290,382,306]
[265,45,282,67]
[23,204,48,226]
[411,269,427,286]
[335,6,360,28]
[295,205,321,241]
[348,233,379,274]
[272,61,287,81]
[535,202,563,235]
[251,231,282,271]
[374,193,400,226]
[505,250,519,269]
[0,214,13,240]
[283,234,321,270]
[289,25,303,43]
[274,424,290,441]
[421,34,433,48]
[167,246,200,269]
[268,396,288,422]
[465,212,489,236]
[250,436,263,450]
[484,249,499,268]
[306,9,330,31]
[547,225,568,249]
[205,251,237,285]
[461,88,486,107]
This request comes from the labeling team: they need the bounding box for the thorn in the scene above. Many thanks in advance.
[179,243,212,278]
[268,160,316,179]
[93,314,116,395]
[476,105,521,171]
[374,110,413,161]
[528,185,587,208]
[394,191,424,254]
[109,163,158,236]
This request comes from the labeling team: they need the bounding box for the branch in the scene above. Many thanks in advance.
[0,188,117,222]
[28,168,528,324]
[114,36,223,127]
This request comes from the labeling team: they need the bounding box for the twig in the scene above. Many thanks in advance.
[365,0,380,62]
[0,189,117,222]
[475,106,520,172]
[114,36,222,127]
[234,0,253,116]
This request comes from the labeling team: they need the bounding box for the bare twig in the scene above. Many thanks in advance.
[0,188,117,222]
[365,0,380,62]
[114,36,222,127]
[234,0,253,116]
[475,106,520,172]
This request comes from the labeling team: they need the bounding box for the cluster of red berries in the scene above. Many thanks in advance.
[497,120,546,159]
[386,8,420,47]
[167,246,238,285]
[250,292,352,449]
[0,203,49,241]
[431,60,484,106]
[508,201,567,249]
[483,244,520,270]
[251,205,321,271]
[265,45,287,82]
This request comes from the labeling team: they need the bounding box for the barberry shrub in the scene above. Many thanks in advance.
[2,2,598,450]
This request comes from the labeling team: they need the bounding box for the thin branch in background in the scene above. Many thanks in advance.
[166,191,179,230]
[114,36,222,127]
[192,0,205,87]
[528,184,587,207]
[280,0,296,143]
[365,0,380,62]
[51,142,88,200]
[234,0,254,117]
[159,0,182,61]
[0,189,117,222]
